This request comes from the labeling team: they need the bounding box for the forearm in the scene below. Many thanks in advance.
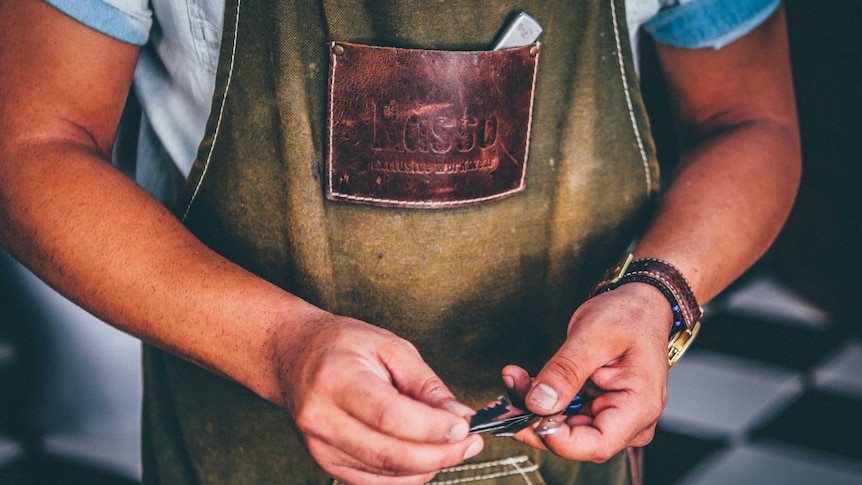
[0,4,484,479]
[634,118,801,304]
[499,6,801,464]
[515,116,801,459]
[0,133,486,484]
[0,0,311,401]
[0,139,323,402]
[636,7,801,305]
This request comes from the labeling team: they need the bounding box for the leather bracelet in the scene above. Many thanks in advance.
[590,254,703,367]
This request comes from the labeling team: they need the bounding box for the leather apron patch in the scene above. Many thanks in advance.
[326,42,540,208]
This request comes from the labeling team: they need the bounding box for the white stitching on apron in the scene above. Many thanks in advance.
[510,458,535,485]
[609,0,653,196]
[325,42,338,203]
[434,455,531,473]
[427,455,540,485]
[426,465,540,485]
[181,0,242,221]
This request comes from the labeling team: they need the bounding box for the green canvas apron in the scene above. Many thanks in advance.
[142,0,659,483]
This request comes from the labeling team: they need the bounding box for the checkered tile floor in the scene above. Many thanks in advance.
[645,271,862,485]
[1,268,860,484]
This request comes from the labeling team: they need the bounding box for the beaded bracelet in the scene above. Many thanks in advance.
[590,254,703,366]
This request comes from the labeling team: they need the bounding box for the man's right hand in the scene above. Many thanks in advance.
[0,3,481,484]
[268,312,483,485]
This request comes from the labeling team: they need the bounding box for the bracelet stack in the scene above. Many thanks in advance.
[591,254,703,367]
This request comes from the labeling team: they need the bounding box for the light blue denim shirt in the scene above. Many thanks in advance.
[645,0,781,49]
[46,0,779,204]
[48,0,224,204]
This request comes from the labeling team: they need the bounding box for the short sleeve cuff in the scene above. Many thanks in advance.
[644,0,782,50]
[46,0,152,46]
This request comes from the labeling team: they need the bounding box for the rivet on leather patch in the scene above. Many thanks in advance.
[326,42,540,209]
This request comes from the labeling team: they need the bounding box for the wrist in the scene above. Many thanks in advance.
[591,253,703,366]
[243,293,333,405]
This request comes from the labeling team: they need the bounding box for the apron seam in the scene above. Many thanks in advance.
[325,42,337,201]
[520,42,540,196]
[609,0,653,196]
[427,455,539,485]
[180,0,242,222]
[510,458,536,485]
[426,465,540,485]
[329,189,527,208]
[435,455,531,473]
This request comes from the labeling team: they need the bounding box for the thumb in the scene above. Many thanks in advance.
[525,340,598,415]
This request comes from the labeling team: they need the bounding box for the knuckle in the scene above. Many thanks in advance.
[290,387,334,437]
[418,376,452,402]
[303,437,330,465]
[292,404,322,435]
[642,388,667,425]
[367,399,391,432]
[375,445,411,472]
[646,401,664,425]
[544,353,585,387]
[382,337,421,360]
[631,429,656,448]
[588,445,617,464]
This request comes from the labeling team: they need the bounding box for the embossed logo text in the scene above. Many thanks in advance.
[371,100,499,157]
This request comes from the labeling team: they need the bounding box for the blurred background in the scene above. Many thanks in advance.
[1,0,860,483]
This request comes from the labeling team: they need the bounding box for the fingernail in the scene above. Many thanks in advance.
[528,383,558,412]
[535,417,564,436]
[502,375,515,390]
[446,400,476,418]
[426,387,448,399]
[447,420,469,442]
[463,438,484,460]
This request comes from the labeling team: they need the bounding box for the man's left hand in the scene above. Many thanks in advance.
[502,282,672,462]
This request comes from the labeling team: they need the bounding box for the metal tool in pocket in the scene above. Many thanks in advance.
[492,11,542,50]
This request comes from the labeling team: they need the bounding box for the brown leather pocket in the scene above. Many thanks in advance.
[325,41,540,209]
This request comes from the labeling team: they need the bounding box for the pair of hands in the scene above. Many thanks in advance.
[268,283,673,485]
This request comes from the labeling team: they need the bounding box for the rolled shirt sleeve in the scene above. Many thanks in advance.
[645,0,782,49]
[42,0,223,205]
[45,0,152,45]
